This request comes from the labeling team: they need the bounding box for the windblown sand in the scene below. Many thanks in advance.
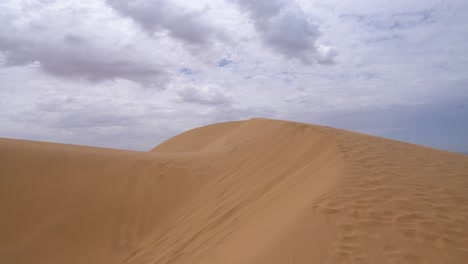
[1,118,467,263]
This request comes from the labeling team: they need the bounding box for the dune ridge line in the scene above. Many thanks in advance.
[1,118,467,263]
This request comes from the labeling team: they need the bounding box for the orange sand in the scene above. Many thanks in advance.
[1,118,467,263]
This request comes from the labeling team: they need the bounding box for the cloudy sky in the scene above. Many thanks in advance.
[1,0,467,152]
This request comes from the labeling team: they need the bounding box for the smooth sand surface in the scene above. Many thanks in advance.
[1,118,467,263]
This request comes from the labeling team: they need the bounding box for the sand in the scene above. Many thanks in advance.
[1,118,467,263]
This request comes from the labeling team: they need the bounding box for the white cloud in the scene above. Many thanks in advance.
[316,45,338,64]
[177,85,232,106]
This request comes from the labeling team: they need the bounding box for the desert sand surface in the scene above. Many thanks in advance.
[1,118,468,264]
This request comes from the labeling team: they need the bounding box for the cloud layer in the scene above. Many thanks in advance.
[0,0,467,152]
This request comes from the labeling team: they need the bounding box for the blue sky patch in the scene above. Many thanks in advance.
[218,58,233,67]
[179,67,194,75]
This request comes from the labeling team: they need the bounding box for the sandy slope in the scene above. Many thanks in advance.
[1,118,467,264]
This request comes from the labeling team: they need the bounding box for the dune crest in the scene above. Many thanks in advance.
[1,118,467,263]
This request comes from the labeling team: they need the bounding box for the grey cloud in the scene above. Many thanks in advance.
[0,35,167,88]
[106,0,218,46]
[177,87,232,106]
[231,0,336,64]
[232,0,286,19]
[0,2,168,88]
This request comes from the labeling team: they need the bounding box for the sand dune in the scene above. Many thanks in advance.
[1,118,467,263]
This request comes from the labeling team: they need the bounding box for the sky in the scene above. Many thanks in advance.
[0,0,467,153]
